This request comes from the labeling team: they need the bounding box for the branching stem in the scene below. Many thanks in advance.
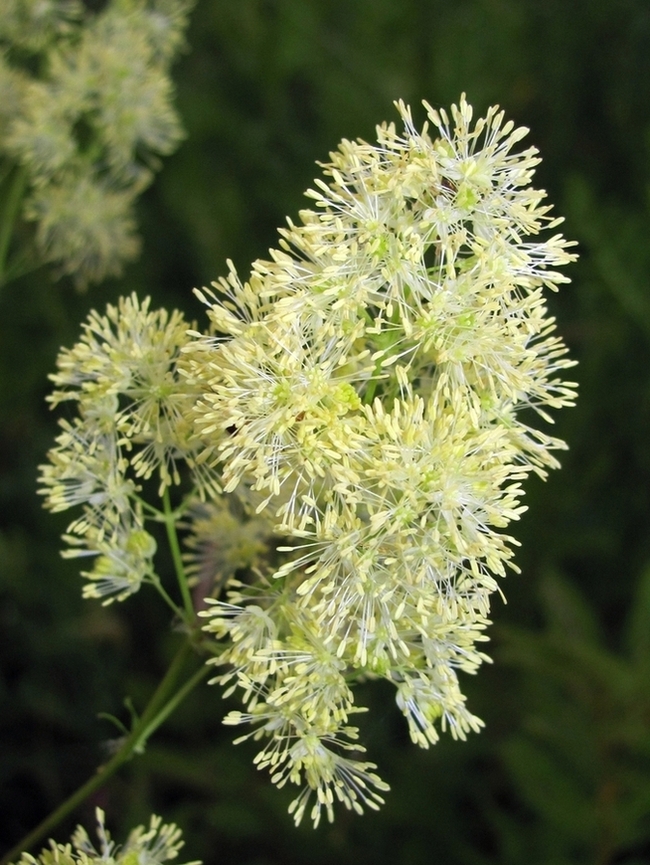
[162,487,195,623]
[0,640,208,865]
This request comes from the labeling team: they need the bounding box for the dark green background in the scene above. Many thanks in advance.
[2,1,650,863]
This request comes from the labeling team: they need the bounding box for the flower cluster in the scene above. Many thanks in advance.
[10,808,199,865]
[0,0,193,285]
[184,96,577,825]
[40,96,576,826]
[38,293,220,603]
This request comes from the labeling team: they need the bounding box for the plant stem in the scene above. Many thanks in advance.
[162,488,195,623]
[136,663,210,747]
[148,572,185,620]
[1,249,42,286]
[0,164,28,289]
[0,640,204,865]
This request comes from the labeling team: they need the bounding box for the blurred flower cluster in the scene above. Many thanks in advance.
[10,808,198,865]
[40,97,577,826]
[0,0,193,286]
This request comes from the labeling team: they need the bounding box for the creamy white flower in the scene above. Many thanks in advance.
[193,95,577,825]
[40,94,577,825]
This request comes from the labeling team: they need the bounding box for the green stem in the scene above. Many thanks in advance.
[0,640,202,865]
[132,494,164,519]
[136,664,210,747]
[363,371,380,405]
[148,572,185,620]
[0,164,28,288]
[1,248,42,286]
[162,488,195,623]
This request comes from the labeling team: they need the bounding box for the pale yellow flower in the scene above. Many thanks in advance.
[195,95,577,825]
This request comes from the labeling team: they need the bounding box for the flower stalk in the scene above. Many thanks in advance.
[162,488,196,624]
[0,164,27,287]
[0,640,208,865]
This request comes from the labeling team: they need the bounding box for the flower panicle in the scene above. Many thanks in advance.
[186,95,577,824]
[40,95,577,825]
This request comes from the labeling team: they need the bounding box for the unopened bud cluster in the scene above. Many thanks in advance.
[40,96,577,826]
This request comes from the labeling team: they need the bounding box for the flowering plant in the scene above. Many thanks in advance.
[7,92,576,861]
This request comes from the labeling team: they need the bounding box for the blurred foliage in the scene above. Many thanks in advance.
[1,0,650,864]
[492,568,650,865]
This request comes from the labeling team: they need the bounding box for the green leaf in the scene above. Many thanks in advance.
[501,737,596,843]
[539,570,602,646]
